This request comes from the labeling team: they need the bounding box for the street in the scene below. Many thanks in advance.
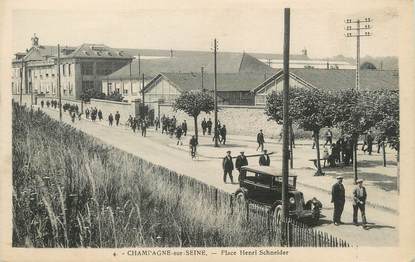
[40,106,399,246]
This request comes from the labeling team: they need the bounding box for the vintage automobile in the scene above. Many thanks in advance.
[234,165,322,224]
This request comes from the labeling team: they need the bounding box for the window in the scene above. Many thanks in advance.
[96,62,113,75]
[46,73,49,78]
[81,62,93,75]
[62,64,66,76]
[255,95,266,105]
[68,64,71,76]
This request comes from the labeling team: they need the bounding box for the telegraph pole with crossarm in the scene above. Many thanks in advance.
[345,17,372,91]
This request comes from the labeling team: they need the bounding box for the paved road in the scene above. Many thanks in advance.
[39,107,398,246]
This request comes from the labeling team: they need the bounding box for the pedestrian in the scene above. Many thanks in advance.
[98,110,103,121]
[176,126,183,145]
[189,135,198,159]
[366,131,374,155]
[127,115,133,127]
[311,132,317,149]
[376,134,385,154]
[207,118,213,135]
[141,119,147,137]
[212,127,220,143]
[41,100,44,108]
[108,113,114,126]
[259,149,271,166]
[182,120,188,136]
[132,117,137,133]
[222,151,234,184]
[235,151,248,182]
[155,116,160,131]
[46,100,50,108]
[115,111,120,126]
[256,129,265,151]
[78,112,82,121]
[71,111,76,123]
[324,129,333,146]
[201,118,207,135]
[220,125,227,145]
[353,179,368,228]
[322,146,330,168]
[85,108,90,119]
[331,176,345,226]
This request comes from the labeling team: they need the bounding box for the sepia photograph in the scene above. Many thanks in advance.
[0,0,414,261]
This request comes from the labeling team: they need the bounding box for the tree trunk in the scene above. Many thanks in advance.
[382,141,386,167]
[353,136,358,183]
[314,130,324,176]
[194,116,198,141]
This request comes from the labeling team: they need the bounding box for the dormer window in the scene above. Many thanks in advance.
[96,51,102,56]
[118,51,124,56]
[83,51,90,56]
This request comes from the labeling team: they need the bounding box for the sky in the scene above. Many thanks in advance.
[10,0,402,59]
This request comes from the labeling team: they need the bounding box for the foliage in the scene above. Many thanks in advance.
[173,91,215,118]
[360,62,377,70]
[372,90,399,151]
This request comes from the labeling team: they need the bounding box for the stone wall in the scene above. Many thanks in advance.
[88,98,139,124]
[159,104,282,138]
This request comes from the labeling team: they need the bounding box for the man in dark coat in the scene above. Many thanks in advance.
[115,111,121,126]
[189,135,198,159]
[141,119,147,137]
[259,149,271,166]
[201,118,207,135]
[220,125,227,145]
[235,151,248,181]
[365,131,374,155]
[331,176,345,226]
[98,110,103,121]
[207,118,213,135]
[256,129,265,151]
[108,113,114,126]
[222,151,234,183]
[41,100,44,108]
[353,179,367,228]
[182,120,188,136]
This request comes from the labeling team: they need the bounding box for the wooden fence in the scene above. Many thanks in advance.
[131,157,352,247]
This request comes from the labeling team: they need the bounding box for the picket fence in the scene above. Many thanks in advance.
[137,158,352,248]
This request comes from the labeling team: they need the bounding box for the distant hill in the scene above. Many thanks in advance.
[324,55,398,70]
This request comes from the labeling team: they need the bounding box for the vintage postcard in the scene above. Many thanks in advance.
[0,0,414,261]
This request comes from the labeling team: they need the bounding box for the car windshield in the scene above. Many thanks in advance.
[244,171,296,188]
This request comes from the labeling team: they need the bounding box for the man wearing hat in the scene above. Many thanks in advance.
[353,179,367,228]
[222,151,234,183]
[331,176,345,226]
[235,151,248,182]
[259,149,271,166]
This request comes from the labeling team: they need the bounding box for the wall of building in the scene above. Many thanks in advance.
[218,91,255,105]
[158,104,282,138]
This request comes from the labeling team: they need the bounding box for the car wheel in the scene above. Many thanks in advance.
[272,205,283,226]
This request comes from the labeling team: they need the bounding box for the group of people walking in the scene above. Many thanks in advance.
[222,149,271,184]
[331,176,368,229]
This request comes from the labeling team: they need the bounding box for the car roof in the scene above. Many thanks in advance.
[241,165,297,177]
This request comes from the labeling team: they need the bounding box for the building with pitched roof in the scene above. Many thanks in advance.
[251,68,399,106]
[12,35,133,100]
[101,52,276,101]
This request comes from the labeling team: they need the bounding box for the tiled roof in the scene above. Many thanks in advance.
[251,68,399,93]
[147,72,269,93]
[290,68,399,91]
[106,53,276,80]
[66,44,132,59]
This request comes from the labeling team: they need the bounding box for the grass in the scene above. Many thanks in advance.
[12,103,271,248]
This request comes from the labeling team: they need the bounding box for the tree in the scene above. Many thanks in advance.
[332,89,376,182]
[173,91,215,141]
[360,62,377,70]
[265,88,335,176]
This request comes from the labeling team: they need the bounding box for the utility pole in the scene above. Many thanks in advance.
[129,62,133,96]
[213,39,219,147]
[345,17,372,90]
[201,66,204,91]
[141,73,145,120]
[138,53,141,96]
[281,8,290,245]
[57,44,62,121]
[20,58,24,104]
